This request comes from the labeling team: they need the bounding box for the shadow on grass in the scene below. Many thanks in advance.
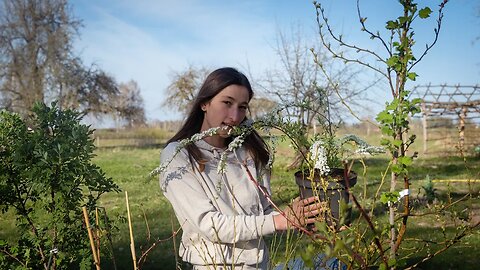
[402,225,480,270]
[97,142,167,150]
[355,156,480,179]
[101,231,184,270]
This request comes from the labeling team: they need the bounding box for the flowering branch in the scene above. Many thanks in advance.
[150,126,222,178]
[242,162,319,238]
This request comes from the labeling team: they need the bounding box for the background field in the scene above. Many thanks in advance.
[1,125,479,269]
[91,125,480,269]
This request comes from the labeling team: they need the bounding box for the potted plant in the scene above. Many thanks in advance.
[293,133,384,230]
[151,104,384,231]
[224,104,385,230]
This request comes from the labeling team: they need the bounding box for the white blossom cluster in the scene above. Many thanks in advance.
[149,109,385,180]
[340,134,385,156]
[217,132,247,174]
[308,134,385,176]
[309,140,331,176]
[149,126,222,177]
[150,120,258,177]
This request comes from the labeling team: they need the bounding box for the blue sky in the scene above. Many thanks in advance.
[71,0,479,124]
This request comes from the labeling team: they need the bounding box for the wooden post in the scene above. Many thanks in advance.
[125,191,137,269]
[82,207,101,270]
[95,208,101,263]
[458,106,467,153]
[422,101,428,154]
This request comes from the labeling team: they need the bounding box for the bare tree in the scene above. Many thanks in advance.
[163,65,210,116]
[260,24,368,134]
[113,80,146,128]
[53,58,119,116]
[0,0,118,118]
[258,24,371,170]
[248,97,277,120]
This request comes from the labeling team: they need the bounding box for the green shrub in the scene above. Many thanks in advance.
[0,102,119,269]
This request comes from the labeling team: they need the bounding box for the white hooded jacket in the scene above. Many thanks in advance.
[159,139,277,267]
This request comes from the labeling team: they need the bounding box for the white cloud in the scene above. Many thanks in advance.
[73,0,282,123]
[72,0,480,125]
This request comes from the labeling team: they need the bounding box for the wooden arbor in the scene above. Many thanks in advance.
[410,84,480,155]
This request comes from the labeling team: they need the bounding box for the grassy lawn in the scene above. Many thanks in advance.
[92,147,180,269]
[87,143,480,269]
[1,142,479,269]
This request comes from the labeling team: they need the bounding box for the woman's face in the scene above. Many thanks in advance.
[200,84,250,142]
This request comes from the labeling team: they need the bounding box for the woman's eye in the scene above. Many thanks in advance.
[223,101,232,105]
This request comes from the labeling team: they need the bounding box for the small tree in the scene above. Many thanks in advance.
[260,24,375,169]
[261,24,370,133]
[163,65,210,116]
[114,80,146,128]
[309,0,478,269]
[0,102,119,269]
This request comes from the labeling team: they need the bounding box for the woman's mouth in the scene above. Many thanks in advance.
[218,124,233,137]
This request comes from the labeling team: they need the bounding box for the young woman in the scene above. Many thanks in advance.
[159,67,320,269]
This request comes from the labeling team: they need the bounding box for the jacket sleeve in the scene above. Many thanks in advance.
[160,143,276,244]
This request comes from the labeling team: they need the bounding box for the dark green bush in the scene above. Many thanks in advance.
[0,102,119,269]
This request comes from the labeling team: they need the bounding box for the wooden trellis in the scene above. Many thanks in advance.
[410,84,480,155]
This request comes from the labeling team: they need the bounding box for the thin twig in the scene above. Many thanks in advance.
[404,220,479,269]
[137,221,184,268]
[98,206,118,270]
[0,247,28,268]
[342,162,387,267]
[242,162,319,238]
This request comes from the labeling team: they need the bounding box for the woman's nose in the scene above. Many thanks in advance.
[228,108,243,124]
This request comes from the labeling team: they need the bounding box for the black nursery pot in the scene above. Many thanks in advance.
[295,168,357,229]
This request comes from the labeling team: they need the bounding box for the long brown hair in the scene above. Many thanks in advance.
[167,67,270,170]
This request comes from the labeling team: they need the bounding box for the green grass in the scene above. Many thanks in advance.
[1,142,479,269]
[92,147,181,269]
[90,145,480,269]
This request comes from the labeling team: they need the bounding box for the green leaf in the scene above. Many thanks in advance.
[386,98,399,110]
[419,7,432,19]
[398,16,408,25]
[392,164,403,174]
[399,156,413,166]
[380,138,391,146]
[411,98,423,105]
[376,110,394,124]
[407,72,417,81]
[381,126,394,136]
[386,20,398,30]
[386,56,399,67]
[392,139,403,147]
[334,239,345,253]
[380,191,400,204]
[388,258,397,267]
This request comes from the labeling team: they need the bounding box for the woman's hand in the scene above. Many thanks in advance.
[273,196,325,231]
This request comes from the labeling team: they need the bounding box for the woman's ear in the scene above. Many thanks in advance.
[201,101,210,112]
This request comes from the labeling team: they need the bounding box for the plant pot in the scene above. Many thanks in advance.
[295,168,357,229]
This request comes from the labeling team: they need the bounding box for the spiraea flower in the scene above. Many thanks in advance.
[309,141,331,176]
